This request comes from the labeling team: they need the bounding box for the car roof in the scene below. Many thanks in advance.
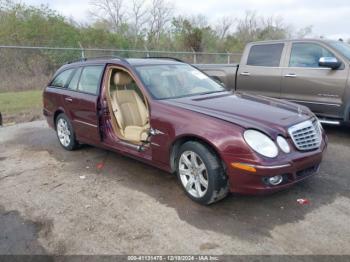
[54,57,187,77]
[62,58,184,68]
[127,58,184,66]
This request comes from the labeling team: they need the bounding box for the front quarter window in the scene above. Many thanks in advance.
[289,43,336,68]
[135,64,226,99]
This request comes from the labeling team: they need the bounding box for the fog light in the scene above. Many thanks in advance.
[268,175,283,186]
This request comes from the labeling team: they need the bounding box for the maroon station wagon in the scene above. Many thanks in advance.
[43,57,327,205]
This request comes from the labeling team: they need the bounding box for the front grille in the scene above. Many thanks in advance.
[288,118,322,151]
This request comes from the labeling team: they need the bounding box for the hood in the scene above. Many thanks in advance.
[163,91,314,136]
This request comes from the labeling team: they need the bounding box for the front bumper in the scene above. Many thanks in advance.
[225,138,327,195]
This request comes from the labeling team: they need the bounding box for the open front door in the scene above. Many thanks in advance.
[102,66,153,157]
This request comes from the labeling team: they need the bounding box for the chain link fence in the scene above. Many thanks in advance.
[0,46,241,92]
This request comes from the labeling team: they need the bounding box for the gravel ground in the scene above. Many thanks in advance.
[0,121,349,255]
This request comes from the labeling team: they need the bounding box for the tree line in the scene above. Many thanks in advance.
[0,0,320,52]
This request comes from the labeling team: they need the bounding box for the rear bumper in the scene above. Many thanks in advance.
[225,139,327,195]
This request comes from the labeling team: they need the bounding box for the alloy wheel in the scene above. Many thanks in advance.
[179,151,209,198]
[57,118,71,147]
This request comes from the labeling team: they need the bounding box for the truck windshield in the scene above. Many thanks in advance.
[328,41,350,60]
[135,64,226,99]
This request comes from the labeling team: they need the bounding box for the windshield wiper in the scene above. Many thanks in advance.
[198,90,227,96]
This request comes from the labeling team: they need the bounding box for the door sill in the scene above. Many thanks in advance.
[119,140,141,150]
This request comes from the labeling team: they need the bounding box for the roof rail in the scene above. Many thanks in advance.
[143,56,186,63]
[67,55,129,64]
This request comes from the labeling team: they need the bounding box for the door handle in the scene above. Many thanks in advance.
[240,72,251,76]
[284,73,297,78]
[65,97,73,102]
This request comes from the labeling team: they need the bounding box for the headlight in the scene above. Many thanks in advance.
[277,136,291,153]
[244,130,278,158]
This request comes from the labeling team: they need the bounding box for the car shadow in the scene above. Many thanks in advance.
[322,124,349,143]
[4,122,350,241]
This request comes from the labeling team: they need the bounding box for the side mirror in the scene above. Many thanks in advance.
[319,57,341,70]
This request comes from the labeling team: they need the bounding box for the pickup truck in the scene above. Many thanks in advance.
[197,39,350,125]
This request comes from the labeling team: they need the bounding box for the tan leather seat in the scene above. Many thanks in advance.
[111,72,149,142]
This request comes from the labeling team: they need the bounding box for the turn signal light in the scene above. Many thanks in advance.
[231,163,256,173]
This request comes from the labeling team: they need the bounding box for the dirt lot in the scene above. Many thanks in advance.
[0,121,349,255]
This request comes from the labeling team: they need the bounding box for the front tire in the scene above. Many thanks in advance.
[176,141,229,205]
[56,114,78,151]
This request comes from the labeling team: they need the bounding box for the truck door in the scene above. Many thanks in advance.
[237,43,286,98]
[281,42,348,118]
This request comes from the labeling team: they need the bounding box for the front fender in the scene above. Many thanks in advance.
[149,101,255,171]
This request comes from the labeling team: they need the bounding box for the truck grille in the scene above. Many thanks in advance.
[288,118,322,151]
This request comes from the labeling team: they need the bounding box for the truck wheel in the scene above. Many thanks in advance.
[176,141,229,205]
[56,113,78,151]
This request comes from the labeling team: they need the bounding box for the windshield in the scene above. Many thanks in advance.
[135,64,226,99]
[328,41,350,60]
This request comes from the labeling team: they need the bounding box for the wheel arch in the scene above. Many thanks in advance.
[169,135,225,174]
[53,109,65,130]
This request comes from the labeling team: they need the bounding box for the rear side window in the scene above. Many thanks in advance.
[289,43,336,68]
[77,66,104,95]
[247,44,284,67]
[51,69,74,88]
[68,68,82,90]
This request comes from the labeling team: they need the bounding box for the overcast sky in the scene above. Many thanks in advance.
[24,0,350,40]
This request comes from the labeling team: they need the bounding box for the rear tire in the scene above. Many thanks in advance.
[176,141,229,205]
[55,113,78,151]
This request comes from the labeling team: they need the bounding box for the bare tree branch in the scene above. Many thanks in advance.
[148,0,174,46]
[89,0,126,33]
[236,11,291,44]
[216,16,235,39]
[129,0,148,45]
[296,25,313,38]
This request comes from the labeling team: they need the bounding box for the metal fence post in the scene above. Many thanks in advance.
[78,42,85,59]
[227,51,231,64]
[191,48,197,64]
[144,46,150,58]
